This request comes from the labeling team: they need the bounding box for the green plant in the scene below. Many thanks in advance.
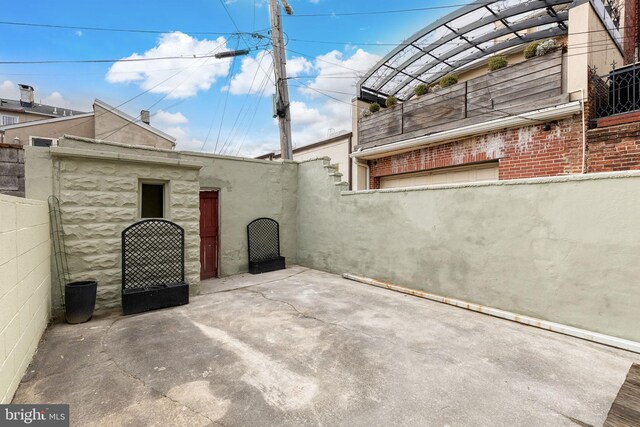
[536,39,556,56]
[524,41,541,59]
[487,55,508,71]
[414,83,429,96]
[369,102,380,113]
[385,96,398,108]
[439,74,458,88]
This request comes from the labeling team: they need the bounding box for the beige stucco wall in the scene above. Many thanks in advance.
[0,109,58,125]
[567,1,624,97]
[55,138,299,277]
[1,116,94,146]
[0,194,51,403]
[294,136,350,178]
[297,158,640,343]
[25,137,299,311]
[24,142,202,313]
[94,104,174,150]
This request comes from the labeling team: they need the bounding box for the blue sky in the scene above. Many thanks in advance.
[0,0,463,156]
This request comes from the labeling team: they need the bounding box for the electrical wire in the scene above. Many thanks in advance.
[0,20,265,36]
[287,2,503,17]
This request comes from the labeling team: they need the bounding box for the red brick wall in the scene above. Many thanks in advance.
[587,121,640,172]
[368,115,584,188]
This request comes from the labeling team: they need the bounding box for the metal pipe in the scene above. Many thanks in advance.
[581,88,588,174]
[343,272,640,354]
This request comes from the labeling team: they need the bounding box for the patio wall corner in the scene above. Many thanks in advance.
[0,194,51,403]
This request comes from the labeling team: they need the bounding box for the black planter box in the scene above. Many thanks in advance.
[249,256,286,274]
[122,283,189,315]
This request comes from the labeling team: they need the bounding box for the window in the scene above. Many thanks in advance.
[140,183,165,218]
[30,137,57,147]
[1,115,19,126]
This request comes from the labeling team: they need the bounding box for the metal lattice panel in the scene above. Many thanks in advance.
[357,0,622,101]
[592,63,640,119]
[122,219,185,290]
[247,218,281,262]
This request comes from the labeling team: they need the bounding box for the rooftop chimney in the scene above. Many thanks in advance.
[19,84,34,108]
[140,110,150,125]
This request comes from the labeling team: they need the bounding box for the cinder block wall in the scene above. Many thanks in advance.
[0,194,51,403]
[0,144,25,198]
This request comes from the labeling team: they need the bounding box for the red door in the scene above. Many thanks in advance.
[199,191,219,279]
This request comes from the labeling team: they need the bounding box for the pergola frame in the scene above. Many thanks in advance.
[357,0,577,102]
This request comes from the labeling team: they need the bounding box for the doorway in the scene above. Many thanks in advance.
[199,191,219,279]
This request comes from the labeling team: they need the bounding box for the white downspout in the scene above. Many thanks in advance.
[581,88,587,174]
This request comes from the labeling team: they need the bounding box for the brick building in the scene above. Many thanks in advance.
[350,0,640,190]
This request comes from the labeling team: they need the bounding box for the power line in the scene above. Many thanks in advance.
[0,53,236,65]
[0,20,264,36]
[287,2,500,17]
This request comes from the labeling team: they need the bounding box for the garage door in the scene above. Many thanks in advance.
[380,162,498,189]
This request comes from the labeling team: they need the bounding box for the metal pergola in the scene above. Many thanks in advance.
[357,0,577,102]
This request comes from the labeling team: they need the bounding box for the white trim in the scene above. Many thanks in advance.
[351,101,583,160]
[343,273,640,354]
[0,112,94,130]
[1,113,20,126]
[94,99,176,144]
[29,136,59,147]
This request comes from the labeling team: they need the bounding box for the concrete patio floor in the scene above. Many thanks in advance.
[13,266,639,426]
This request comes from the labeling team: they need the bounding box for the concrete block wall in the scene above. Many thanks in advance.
[52,153,201,312]
[298,159,640,343]
[0,144,25,198]
[0,194,51,403]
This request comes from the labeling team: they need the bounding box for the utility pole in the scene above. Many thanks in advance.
[269,0,293,160]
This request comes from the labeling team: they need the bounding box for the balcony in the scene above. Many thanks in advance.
[357,50,567,151]
[591,62,640,127]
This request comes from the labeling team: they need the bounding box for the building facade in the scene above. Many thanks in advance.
[350,0,640,190]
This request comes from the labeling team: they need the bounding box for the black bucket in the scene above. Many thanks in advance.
[65,281,97,324]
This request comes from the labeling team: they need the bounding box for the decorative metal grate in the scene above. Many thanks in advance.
[247,218,281,262]
[592,63,640,121]
[122,219,185,290]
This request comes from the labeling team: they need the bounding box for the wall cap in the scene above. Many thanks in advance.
[50,146,204,169]
[340,170,640,195]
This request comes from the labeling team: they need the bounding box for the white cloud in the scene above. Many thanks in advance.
[228,51,312,95]
[0,80,17,99]
[297,49,380,102]
[106,32,231,99]
[153,110,188,125]
[41,91,65,106]
[282,49,380,147]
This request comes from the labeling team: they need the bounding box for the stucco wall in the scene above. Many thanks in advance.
[0,195,51,403]
[297,158,640,342]
[39,144,202,312]
[60,138,299,276]
[94,104,174,150]
[1,116,94,147]
[25,138,298,302]
[293,136,350,183]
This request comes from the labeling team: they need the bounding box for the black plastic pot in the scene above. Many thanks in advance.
[65,281,97,324]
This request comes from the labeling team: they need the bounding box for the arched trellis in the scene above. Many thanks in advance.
[121,219,189,314]
[357,0,621,102]
[247,218,286,274]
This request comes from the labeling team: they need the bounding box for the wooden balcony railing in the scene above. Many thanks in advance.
[358,50,567,150]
